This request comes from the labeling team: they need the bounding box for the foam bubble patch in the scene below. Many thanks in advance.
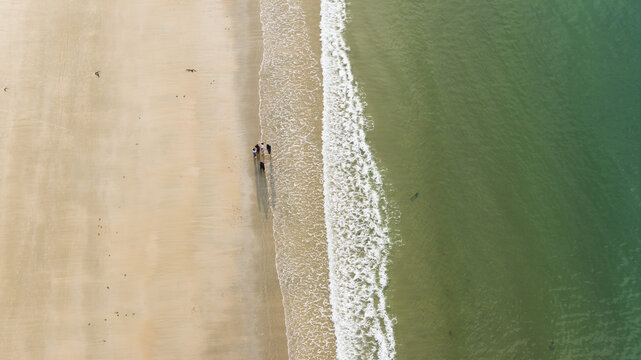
[321,0,397,358]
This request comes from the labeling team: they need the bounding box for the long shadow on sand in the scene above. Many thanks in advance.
[254,157,270,219]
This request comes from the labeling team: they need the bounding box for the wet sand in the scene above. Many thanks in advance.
[0,0,287,359]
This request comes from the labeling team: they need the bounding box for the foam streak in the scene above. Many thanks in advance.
[320,0,396,359]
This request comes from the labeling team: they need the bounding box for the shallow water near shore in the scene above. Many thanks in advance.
[344,0,641,359]
[257,0,336,358]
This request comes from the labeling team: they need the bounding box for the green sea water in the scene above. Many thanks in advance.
[344,1,641,358]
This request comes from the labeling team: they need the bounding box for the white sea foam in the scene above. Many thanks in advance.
[320,0,396,359]
[258,0,337,358]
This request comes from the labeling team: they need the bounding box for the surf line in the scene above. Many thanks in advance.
[320,0,396,359]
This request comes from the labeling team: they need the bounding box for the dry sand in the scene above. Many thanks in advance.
[0,0,287,359]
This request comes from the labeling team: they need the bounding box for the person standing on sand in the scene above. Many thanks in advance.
[266,144,271,155]
[252,147,257,158]
[260,143,265,154]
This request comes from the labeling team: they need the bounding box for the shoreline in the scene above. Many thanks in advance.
[257,0,337,357]
[0,0,287,358]
[228,0,289,357]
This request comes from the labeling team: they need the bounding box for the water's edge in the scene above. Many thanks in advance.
[257,0,337,358]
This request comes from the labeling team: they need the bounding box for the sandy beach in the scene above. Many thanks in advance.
[0,0,287,359]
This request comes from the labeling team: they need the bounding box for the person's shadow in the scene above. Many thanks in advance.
[254,157,270,218]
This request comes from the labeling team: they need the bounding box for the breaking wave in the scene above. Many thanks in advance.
[320,0,396,359]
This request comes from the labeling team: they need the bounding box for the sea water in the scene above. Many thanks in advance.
[260,0,640,358]
[258,0,336,358]
[344,0,641,359]
[321,0,396,358]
